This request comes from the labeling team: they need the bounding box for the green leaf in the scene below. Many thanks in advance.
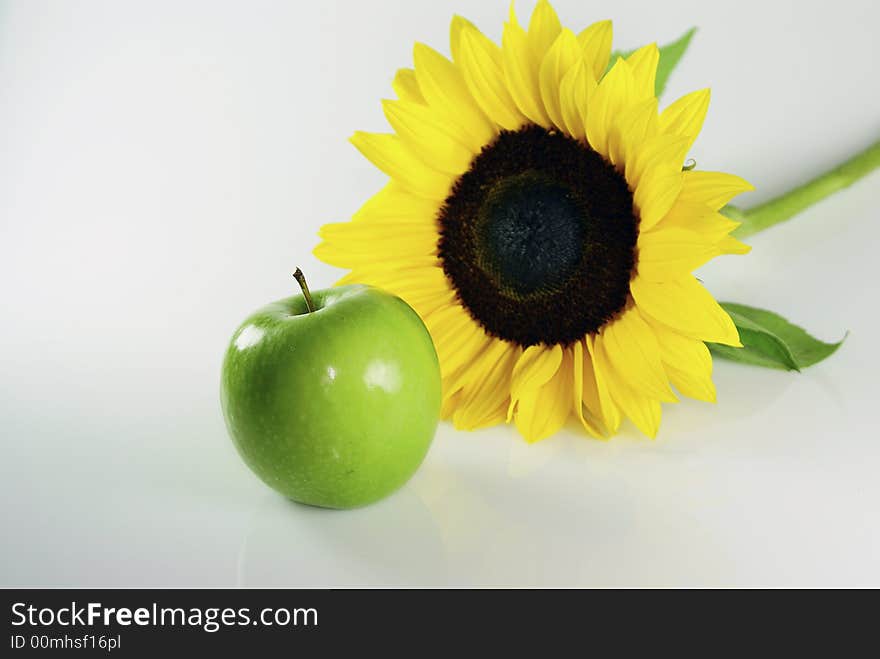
[607,27,697,98]
[707,302,845,371]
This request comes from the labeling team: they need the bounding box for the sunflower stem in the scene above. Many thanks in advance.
[293,268,316,313]
[729,138,880,239]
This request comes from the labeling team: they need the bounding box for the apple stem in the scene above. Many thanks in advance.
[293,268,316,313]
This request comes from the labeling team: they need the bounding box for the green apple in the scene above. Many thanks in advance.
[220,270,441,509]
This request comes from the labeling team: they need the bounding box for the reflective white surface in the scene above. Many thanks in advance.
[1,0,878,587]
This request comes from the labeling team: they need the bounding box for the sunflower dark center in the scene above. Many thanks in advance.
[477,171,586,296]
[438,124,638,347]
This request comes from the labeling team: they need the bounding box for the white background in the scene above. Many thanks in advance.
[1,0,878,586]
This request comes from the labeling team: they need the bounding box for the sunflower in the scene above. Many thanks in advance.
[315,1,753,442]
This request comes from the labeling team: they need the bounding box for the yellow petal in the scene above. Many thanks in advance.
[627,396,663,438]
[412,43,496,151]
[527,0,562,60]
[585,56,633,157]
[333,271,451,322]
[338,265,449,302]
[451,337,509,422]
[628,133,691,230]
[337,260,441,280]
[612,387,663,438]
[350,131,453,200]
[718,235,751,255]
[607,97,658,168]
[502,14,552,126]
[315,244,437,270]
[678,170,755,210]
[513,353,571,443]
[660,88,710,151]
[637,226,720,281]
[440,389,462,419]
[666,364,716,404]
[453,341,520,430]
[653,199,740,241]
[571,340,604,438]
[472,400,510,429]
[352,182,440,223]
[443,327,495,396]
[594,333,663,438]
[577,19,613,81]
[315,218,439,266]
[646,319,716,402]
[382,99,475,175]
[508,1,520,27]
[424,300,471,337]
[585,334,622,433]
[626,43,659,101]
[458,26,527,131]
[538,28,581,131]
[634,167,684,231]
[424,304,484,378]
[626,132,689,191]
[619,98,660,165]
[397,288,456,319]
[449,14,478,65]
[631,274,741,346]
[319,220,438,251]
[507,343,563,421]
[599,307,677,402]
[392,68,425,105]
[558,58,595,140]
